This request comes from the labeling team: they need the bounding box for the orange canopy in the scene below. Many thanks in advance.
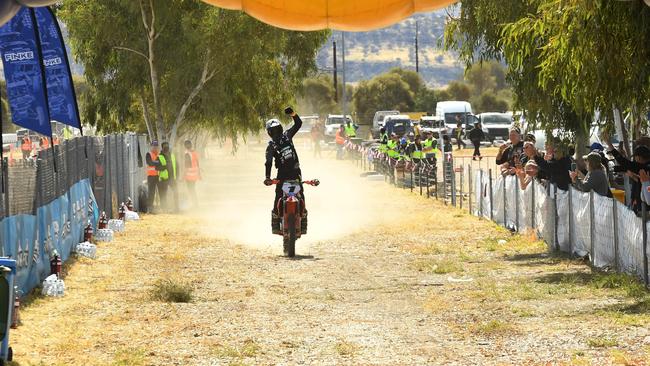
[201,0,458,31]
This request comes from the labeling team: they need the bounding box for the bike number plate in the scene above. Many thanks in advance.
[282,182,301,195]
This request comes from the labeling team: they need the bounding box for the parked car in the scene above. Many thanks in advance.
[419,116,448,138]
[324,114,353,141]
[383,114,413,137]
[478,112,514,143]
[294,115,319,139]
[371,110,400,138]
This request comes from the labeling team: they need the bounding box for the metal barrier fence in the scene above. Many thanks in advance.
[344,142,649,286]
[2,133,146,219]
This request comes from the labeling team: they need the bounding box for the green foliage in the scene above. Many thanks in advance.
[445,0,650,137]
[414,88,439,113]
[446,81,471,101]
[60,0,329,143]
[473,91,509,113]
[298,75,339,116]
[353,69,416,124]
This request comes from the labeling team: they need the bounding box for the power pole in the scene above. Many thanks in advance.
[333,40,338,102]
[341,32,347,118]
[415,20,419,73]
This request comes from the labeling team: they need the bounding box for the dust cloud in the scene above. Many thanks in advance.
[190,140,398,254]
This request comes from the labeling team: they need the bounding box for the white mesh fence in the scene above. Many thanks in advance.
[472,169,648,282]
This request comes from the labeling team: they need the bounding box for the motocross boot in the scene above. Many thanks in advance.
[271,211,280,235]
[301,210,308,234]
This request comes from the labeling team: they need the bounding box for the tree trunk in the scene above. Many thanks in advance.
[140,93,155,141]
[141,0,165,143]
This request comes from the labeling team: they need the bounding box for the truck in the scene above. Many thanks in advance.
[383,114,413,137]
[324,114,354,141]
[477,112,514,144]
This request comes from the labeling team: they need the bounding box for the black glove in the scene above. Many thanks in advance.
[284,107,294,115]
[264,178,273,186]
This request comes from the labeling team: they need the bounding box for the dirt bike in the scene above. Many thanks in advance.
[267,179,320,257]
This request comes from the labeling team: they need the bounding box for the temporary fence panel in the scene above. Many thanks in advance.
[592,193,615,269]
[570,188,591,256]
[617,202,644,279]
[492,175,504,226]
[518,180,534,232]
[7,160,37,216]
[556,189,570,253]
[504,175,517,230]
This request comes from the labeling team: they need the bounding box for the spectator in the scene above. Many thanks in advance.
[496,127,524,175]
[311,121,324,158]
[570,152,611,196]
[527,139,572,191]
[468,122,485,161]
[640,169,650,205]
[455,115,466,150]
[335,124,345,160]
[606,140,650,213]
[515,160,540,190]
[442,134,453,155]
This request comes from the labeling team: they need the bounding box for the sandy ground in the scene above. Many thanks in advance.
[8,143,650,366]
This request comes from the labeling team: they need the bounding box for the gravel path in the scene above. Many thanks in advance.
[10,147,650,366]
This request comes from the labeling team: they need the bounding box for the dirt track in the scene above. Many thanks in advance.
[10,144,650,366]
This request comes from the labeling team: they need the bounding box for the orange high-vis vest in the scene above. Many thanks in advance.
[184,150,200,182]
[21,137,31,151]
[53,137,60,146]
[41,137,49,149]
[147,151,159,177]
[335,130,345,145]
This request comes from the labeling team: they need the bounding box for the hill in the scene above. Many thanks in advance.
[316,10,463,88]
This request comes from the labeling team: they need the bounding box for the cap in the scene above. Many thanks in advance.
[582,151,602,166]
[588,142,604,151]
[509,127,521,134]
[633,145,650,159]
[524,133,536,142]
[151,140,159,147]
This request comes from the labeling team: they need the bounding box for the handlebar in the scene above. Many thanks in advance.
[265,179,320,186]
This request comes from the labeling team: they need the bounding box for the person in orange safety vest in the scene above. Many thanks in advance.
[183,140,201,207]
[145,140,160,212]
[21,135,32,159]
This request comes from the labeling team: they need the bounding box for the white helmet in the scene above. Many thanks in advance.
[265,118,283,139]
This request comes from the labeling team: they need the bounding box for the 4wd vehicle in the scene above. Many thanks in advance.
[383,114,412,137]
[324,114,353,141]
[371,110,400,138]
[419,116,447,138]
[294,115,319,139]
[478,112,514,143]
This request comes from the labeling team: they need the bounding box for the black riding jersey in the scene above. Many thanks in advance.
[265,115,303,180]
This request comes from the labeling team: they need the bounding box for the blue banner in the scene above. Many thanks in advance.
[0,7,52,137]
[3,179,97,295]
[34,7,81,131]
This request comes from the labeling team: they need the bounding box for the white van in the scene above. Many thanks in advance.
[435,101,477,138]
[371,110,400,138]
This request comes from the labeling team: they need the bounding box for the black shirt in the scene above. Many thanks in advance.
[265,115,303,180]
[496,141,524,167]
[534,155,572,191]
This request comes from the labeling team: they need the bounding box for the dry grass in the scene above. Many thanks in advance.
[149,278,194,303]
[334,341,359,357]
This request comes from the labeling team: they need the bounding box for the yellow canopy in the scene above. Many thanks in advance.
[201,0,458,31]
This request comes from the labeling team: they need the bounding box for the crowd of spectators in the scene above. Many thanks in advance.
[495,127,650,216]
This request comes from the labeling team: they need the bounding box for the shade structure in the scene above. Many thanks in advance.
[201,0,458,31]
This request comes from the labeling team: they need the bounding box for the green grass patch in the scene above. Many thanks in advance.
[413,258,464,274]
[470,320,515,336]
[150,278,194,303]
[213,340,260,359]
[112,347,146,366]
[334,341,359,356]
[587,336,618,348]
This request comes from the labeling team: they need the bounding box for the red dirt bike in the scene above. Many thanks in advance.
[267,179,320,257]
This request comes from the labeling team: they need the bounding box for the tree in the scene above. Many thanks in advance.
[388,68,424,96]
[298,75,338,116]
[353,72,415,124]
[446,81,471,101]
[414,88,439,112]
[60,0,329,145]
[465,62,496,96]
[473,91,509,113]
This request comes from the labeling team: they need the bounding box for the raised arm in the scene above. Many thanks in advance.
[265,144,274,179]
[286,114,303,140]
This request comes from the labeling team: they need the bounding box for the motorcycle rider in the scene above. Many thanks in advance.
[263,107,305,234]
